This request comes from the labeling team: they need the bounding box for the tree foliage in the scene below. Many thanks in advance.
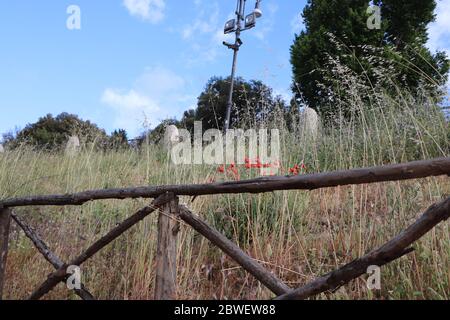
[291,0,449,117]
[109,129,129,150]
[194,76,283,131]
[139,77,287,145]
[6,113,110,150]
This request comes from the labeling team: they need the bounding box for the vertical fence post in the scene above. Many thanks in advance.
[0,208,11,300]
[154,195,180,300]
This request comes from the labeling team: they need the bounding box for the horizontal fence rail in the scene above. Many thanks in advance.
[1,158,449,208]
[28,194,172,300]
[0,157,449,301]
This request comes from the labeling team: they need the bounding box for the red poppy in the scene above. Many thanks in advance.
[227,166,240,181]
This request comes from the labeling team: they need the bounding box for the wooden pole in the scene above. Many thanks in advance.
[178,205,291,296]
[1,157,449,208]
[0,207,11,299]
[154,194,180,300]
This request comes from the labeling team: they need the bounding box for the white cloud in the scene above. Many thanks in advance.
[101,89,160,135]
[101,67,194,136]
[134,66,185,96]
[274,87,292,103]
[102,89,158,111]
[428,0,450,55]
[182,7,218,40]
[252,2,278,41]
[123,0,166,23]
[291,12,304,35]
[179,0,280,64]
[427,1,450,95]
[179,1,228,64]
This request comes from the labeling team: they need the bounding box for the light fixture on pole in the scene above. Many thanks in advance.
[222,0,263,132]
[254,0,263,18]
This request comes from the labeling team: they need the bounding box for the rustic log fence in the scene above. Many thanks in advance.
[0,157,449,300]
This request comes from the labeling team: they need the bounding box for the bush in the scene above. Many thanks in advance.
[4,113,110,151]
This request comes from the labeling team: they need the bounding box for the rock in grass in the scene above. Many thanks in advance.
[65,136,80,155]
[299,107,320,140]
[163,125,180,150]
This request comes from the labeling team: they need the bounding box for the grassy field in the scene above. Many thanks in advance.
[1,100,449,300]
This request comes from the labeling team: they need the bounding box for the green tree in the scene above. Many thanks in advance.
[291,0,449,116]
[375,0,436,48]
[109,129,129,150]
[179,109,196,134]
[136,118,181,147]
[195,76,281,131]
[143,77,287,146]
[374,0,449,92]
[10,113,108,150]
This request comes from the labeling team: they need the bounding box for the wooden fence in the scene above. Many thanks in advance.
[0,157,449,300]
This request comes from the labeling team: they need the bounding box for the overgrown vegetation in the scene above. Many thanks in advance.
[1,84,448,299]
[1,0,449,301]
[291,0,449,116]
[2,113,109,151]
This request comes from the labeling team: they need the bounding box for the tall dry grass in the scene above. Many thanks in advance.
[1,90,449,300]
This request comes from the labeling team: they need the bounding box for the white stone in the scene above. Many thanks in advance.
[163,125,180,150]
[65,136,80,155]
[0,144,4,153]
[299,107,320,140]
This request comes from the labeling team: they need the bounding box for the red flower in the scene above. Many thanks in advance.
[217,165,225,173]
[288,162,307,176]
[228,166,237,174]
[227,166,240,181]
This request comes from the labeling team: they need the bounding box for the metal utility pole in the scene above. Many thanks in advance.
[223,0,262,132]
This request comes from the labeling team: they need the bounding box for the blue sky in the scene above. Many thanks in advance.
[0,0,449,138]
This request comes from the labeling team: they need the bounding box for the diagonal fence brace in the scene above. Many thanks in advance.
[11,212,95,300]
[275,197,450,300]
[178,204,291,296]
[28,193,174,300]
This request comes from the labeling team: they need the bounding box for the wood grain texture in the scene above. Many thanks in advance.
[275,197,450,300]
[179,205,291,296]
[2,158,449,208]
[0,208,11,299]
[154,195,179,300]
[28,193,172,300]
[11,212,95,300]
